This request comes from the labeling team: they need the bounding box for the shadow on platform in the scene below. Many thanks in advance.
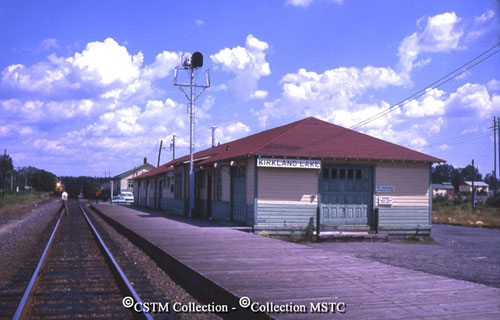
[112,203,251,230]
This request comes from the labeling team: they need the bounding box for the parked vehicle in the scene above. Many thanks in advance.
[120,191,134,203]
[112,195,125,203]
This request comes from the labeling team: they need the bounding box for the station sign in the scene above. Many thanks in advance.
[257,157,321,169]
[378,196,393,206]
[376,185,395,193]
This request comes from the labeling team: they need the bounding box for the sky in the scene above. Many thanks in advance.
[1,0,499,178]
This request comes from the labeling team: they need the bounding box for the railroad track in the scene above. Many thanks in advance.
[10,200,153,319]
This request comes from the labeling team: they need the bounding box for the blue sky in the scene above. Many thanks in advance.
[1,0,499,177]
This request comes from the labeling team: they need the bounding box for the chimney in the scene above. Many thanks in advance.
[211,126,217,148]
[144,157,147,164]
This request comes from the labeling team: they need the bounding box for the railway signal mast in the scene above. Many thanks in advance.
[174,52,210,218]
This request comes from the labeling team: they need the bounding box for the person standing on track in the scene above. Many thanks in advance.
[95,189,99,204]
[61,190,68,215]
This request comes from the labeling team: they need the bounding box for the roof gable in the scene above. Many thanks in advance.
[113,162,155,179]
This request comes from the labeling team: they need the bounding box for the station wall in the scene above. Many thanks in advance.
[375,162,431,235]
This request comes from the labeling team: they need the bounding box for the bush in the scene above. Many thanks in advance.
[433,195,448,204]
[486,195,500,208]
[452,197,463,206]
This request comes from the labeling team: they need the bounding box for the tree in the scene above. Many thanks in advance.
[461,164,482,182]
[0,149,14,192]
[31,169,57,192]
[451,167,462,192]
[484,172,498,192]
[432,164,454,183]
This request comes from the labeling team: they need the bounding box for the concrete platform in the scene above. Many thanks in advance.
[317,231,389,242]
[91,203,500,319]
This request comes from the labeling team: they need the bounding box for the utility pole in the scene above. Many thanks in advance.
[494,117,497,196]
[157,140,163,167]
[471,159,475,212]
[174,52,210,219]
[497,116,500,195]
[170,135,176,160]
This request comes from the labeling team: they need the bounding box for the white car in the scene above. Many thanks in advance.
[112,195,125,203]
[120,191,134,203]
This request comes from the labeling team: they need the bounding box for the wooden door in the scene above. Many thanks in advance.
[320,166,372,227]
[231,166,247,223]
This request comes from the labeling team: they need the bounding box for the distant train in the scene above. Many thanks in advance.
[55,181,64,193]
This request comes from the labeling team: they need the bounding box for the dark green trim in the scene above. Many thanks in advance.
[254,157,258,227]
[373,165,378,233]
[429,163,432,226]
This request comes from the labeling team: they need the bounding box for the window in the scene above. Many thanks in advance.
[127,179,134,189]
[339,169,345,179]
[356,169,362,180]
[348,169,354,179]
[174,172,182,199]
[201,172,206,188]
[214,167,222,201]
[331,169,337,179]
[195,172,204,198]
[322,168,329,179]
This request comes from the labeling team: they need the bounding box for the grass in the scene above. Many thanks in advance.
[0,190,50,211]
[400,235,436,244]
[432,199,500,228]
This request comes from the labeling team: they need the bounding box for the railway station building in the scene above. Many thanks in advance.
[133,117,443,235]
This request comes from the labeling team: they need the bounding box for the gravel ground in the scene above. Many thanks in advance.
[84,201,221,320]
[0,197,53,225]
[0,199,60,288]
[306,224,500,288]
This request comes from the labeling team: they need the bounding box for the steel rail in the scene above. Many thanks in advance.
[78,202,154,320]
[12,206,66,320]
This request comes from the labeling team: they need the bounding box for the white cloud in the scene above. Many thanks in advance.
[39,38,59,51]
[142,50,180,80]
[465,9,499,43]
[446,83,498,118]
[285,0,343,8]
[68,38,143,85]
[437,144,451,151]
[487,79,500,91]
[210,34,270,101]
[212,121,251,145]
[251,90,268,99]
[0,37,196,173]
[398,12,463,73]
[404,88,447,118]
[195,19,204,26]
[255,65,404,127]
[33,139,66,152]
[460,127,479,135]
[475,10,495,24]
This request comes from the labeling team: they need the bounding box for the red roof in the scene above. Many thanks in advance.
[137,117,443,179]
[132,164,174,180]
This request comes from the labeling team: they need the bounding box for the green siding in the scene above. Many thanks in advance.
[378,206,431,235]
[254,203,316,234]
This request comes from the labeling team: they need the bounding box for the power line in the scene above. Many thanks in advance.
[426,131,492,152]
[349,42,500,130]
[425,128,492,149]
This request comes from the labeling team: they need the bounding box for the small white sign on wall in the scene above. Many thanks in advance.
[376,185,395,193]
[378,196,393,206]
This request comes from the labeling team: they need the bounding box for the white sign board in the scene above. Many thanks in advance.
[257,158,321,169]
[376,185,395,193]
[378,196,393,206]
